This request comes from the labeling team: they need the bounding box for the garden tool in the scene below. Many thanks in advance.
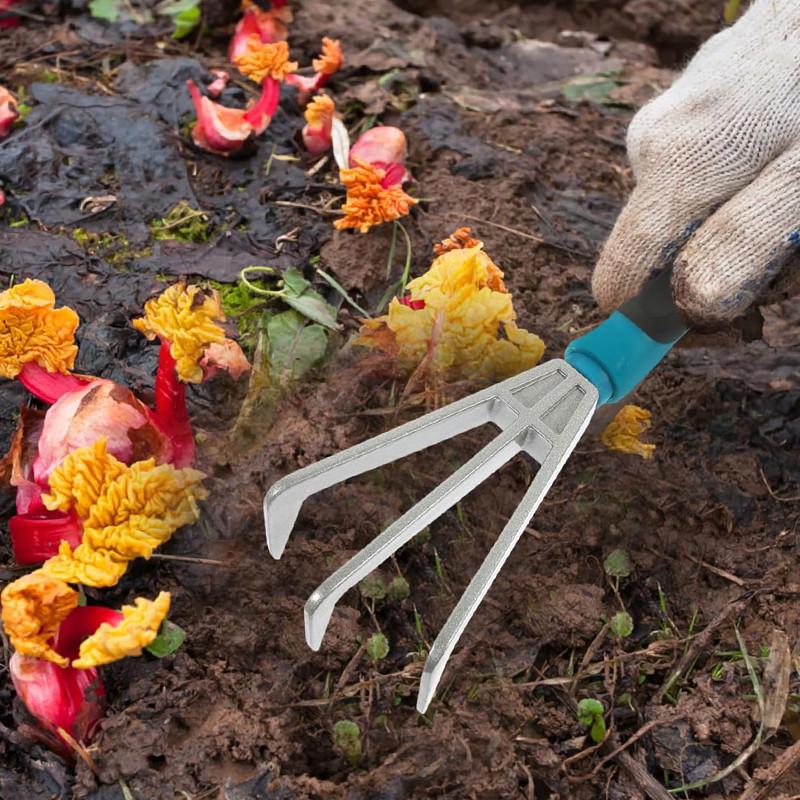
[263,266,688,713]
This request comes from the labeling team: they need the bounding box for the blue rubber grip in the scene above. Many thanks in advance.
[565,267,689,405]
[565,312,677,405]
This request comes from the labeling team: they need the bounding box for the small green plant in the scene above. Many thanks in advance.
[603,549,631,581]
[332,720,362,766]
[577,698,606,744]
[156,0,201,39]
[610,611,633,639]
[366,632,389,662]
[387,576,410,602]
[150,202,211,244]
[359,574,386,601]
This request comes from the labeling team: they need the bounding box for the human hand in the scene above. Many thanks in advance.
[593,0,800,328]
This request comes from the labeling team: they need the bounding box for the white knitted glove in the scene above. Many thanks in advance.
[593,0,800,327]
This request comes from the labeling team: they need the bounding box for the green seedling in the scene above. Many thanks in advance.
[145,620,186,658]
[156,0,201,39]
[359,574,386,602]
[577,698,606,744]
[332,720,362,766]
[603,549,631,581]
[610,611,633,639]
[387,576,410,602]
[366,632,389,662]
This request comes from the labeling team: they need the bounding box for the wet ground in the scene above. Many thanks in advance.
[1,1,799,798]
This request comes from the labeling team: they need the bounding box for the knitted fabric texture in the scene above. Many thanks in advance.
[593,0,800,325]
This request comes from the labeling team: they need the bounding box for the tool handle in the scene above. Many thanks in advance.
[564,267,689,406]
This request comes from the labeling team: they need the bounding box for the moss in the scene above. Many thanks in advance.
[70,228,152,268]
[149,202,211,244]
[209,275,279,349]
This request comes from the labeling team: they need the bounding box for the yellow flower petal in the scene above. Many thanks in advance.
[40,446,207,588]
[312,37,343,76]
[600,405,656,459]
[0,278,79,379]
[43,437,128,519]
[304,94,335,129]
[72,592,170,669]
[0,573,78,667]
[356,243,544,386]
[234,38,298,83]
[132,283,227,384]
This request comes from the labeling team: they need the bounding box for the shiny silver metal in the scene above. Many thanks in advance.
[263,358,598,712]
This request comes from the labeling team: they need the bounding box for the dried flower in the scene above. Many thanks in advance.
[600,405,655,459]
[355,240,545,385]
[0,85,18,139]
[73,592,170,669]
[40,440,207,587]
[1,573,78,667]
[302,94,336,155]
[335,162,417,233]
[287,37,343,105]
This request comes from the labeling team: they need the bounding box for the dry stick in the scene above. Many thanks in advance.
[656,594,751,703]
[759,466,800,503]
[737,738,800,800]
[150,554,226,566]
[616,750,674,800]
[683,552,748,587]
[444,213,545,244]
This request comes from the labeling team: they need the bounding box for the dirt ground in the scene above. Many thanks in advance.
[1,1,799,798]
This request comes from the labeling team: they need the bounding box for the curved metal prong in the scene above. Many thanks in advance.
[304,425,526,650]
[264,391,503,558]
[416,383,597,713]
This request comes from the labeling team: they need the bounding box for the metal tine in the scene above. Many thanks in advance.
[416,386,598,713]
[263,386,505,559]
[304,423,527,650]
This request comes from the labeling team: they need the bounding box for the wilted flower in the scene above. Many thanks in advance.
[0,85,18,139]
[229,0,293,62]
[355,238,545,386]
[286,37,343,105]
[40,438,207,587]
[600,405,655,459]
[335,127,416,233]
[2,572,170,754]
[302,94,335,155]
[434,227,481,255]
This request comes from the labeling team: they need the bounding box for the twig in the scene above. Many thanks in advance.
[759,466,800,503]
[445,213,545,244]
[150,554,226,566]
[684,552,747,587]
[737,738,800,800]
[274,200,342,216]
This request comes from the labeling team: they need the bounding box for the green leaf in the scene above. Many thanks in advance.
[267,310,327,384]
[577,698,606,742]
[387,576,410,602]
[366,632,389,661]
[281,268,340,331]
[89,0,122,21]
[358,574,386,601]
[145,620,186,658]
[332,720,362,766]
[562,72,627,107]
[603,549,632,579]
[171,7,201,39]
[610,611,634,639]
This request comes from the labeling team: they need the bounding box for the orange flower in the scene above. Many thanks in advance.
[234,37,298,84]
[313,38,343,76]
[302,94,336,155]
[1,573,78,667]
[335,161,417,233]
[434,227,483,257]
[600,405,656,459]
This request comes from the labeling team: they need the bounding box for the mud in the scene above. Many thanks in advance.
[1,1,798,799]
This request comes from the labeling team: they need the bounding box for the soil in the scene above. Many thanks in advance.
[1,1,798,799]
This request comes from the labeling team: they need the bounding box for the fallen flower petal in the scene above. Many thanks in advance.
[355,240,544,385]
[0,279,81,396]
[73,592,170,668]
[206,69,230,99]
[600,404,656,459]
[286,37,343,105]
[229,0,293,62]
[201,339,252,380]
[334,161,417,233]
[0,85,19,139]
[302,94,335,156]
[349,126,409,178]
[9,511,83,566]
[1,573,78,667]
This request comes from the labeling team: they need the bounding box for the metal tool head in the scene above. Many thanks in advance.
[263,358,598,712]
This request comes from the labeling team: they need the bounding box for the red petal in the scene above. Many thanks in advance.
[187,80,253,156]
[18,361,91,405]
[398,296,425,310]
[54,605,124,663]
[10,653,104,756]
[350,127,408,173]
[153,343,195,467]
[9,511,82,565]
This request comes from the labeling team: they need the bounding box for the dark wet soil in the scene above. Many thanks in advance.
[1,1,798,799]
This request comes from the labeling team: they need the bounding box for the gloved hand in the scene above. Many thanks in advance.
[593,0,800,328]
